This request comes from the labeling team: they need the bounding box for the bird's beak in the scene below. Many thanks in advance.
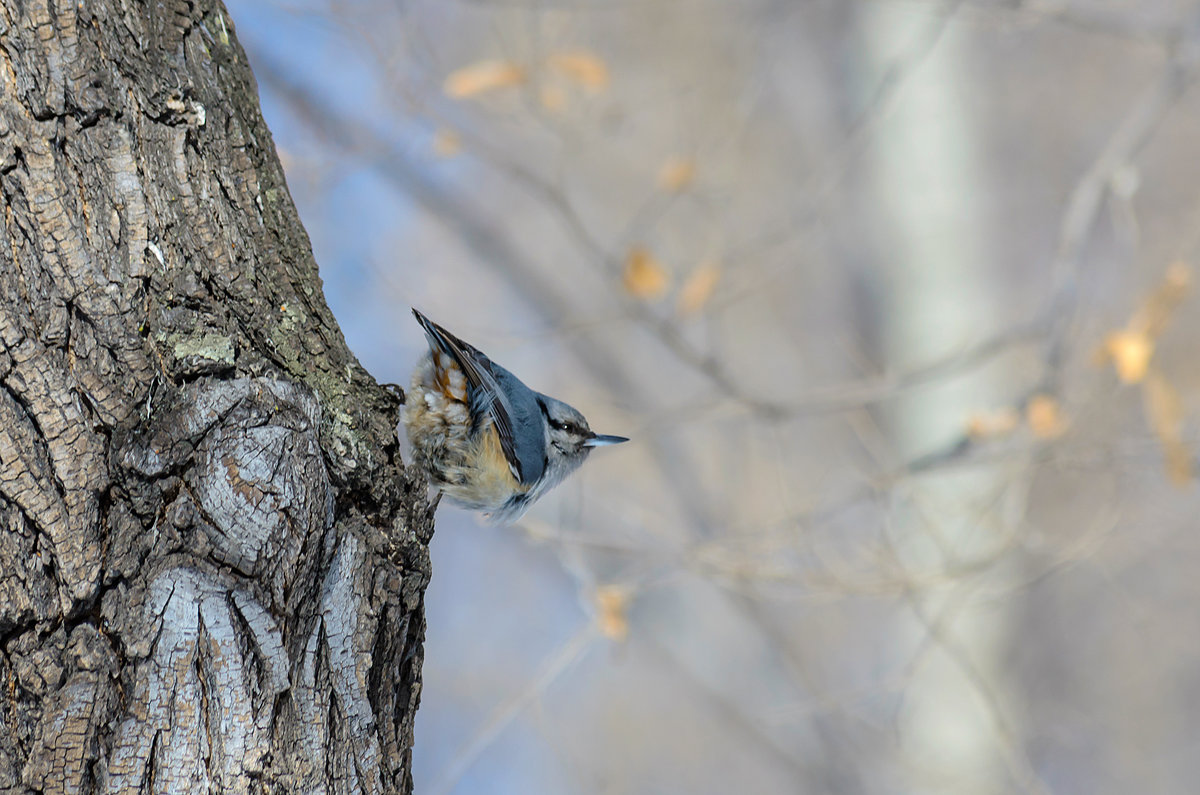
[584,433,629,447]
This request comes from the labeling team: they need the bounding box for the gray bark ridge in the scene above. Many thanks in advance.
[0,1,432,793]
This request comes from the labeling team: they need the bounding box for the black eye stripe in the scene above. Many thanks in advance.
[539,399,587,435]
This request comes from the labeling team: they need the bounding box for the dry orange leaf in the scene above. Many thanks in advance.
[443,60,525,99]
[1131,261,1191,339]
[431,128,461,158]
[657,156,696,192]
[623,247,670,299]
[1143,370,1193,485]
[1026,394,1067,439]
[1144,369,1183,438]
[594,585,631,642]
[676,262,720,316]
[547,51,609,91]
[1097,263,1191,383]
[1102,330,1154,384]
[965,407,1020,440]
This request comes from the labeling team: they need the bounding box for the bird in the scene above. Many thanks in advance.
[403,308,628,524]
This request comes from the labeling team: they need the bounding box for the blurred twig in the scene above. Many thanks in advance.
[1043,12,1200,385]
[879,523,1055,795]
[430,624,598,795]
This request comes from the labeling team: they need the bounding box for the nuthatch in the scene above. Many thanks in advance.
[404,309,628,524]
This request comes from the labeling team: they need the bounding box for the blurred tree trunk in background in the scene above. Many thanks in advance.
[0,1,431,793]
[862,8,1029,793]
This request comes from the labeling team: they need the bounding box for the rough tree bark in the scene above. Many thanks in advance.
[0,1,433,792]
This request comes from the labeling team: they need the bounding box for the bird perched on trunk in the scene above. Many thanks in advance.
[403,308,628,524]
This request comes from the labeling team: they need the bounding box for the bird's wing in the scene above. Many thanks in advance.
[412,308,524,481]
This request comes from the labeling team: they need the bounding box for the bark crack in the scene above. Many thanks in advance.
[0,2,428,791]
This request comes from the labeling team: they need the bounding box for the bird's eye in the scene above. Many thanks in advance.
[548,418,568,431]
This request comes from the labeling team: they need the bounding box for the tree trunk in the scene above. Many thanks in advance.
[0,1,432,793]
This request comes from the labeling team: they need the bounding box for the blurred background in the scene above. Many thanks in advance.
[227,1,1200,792]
